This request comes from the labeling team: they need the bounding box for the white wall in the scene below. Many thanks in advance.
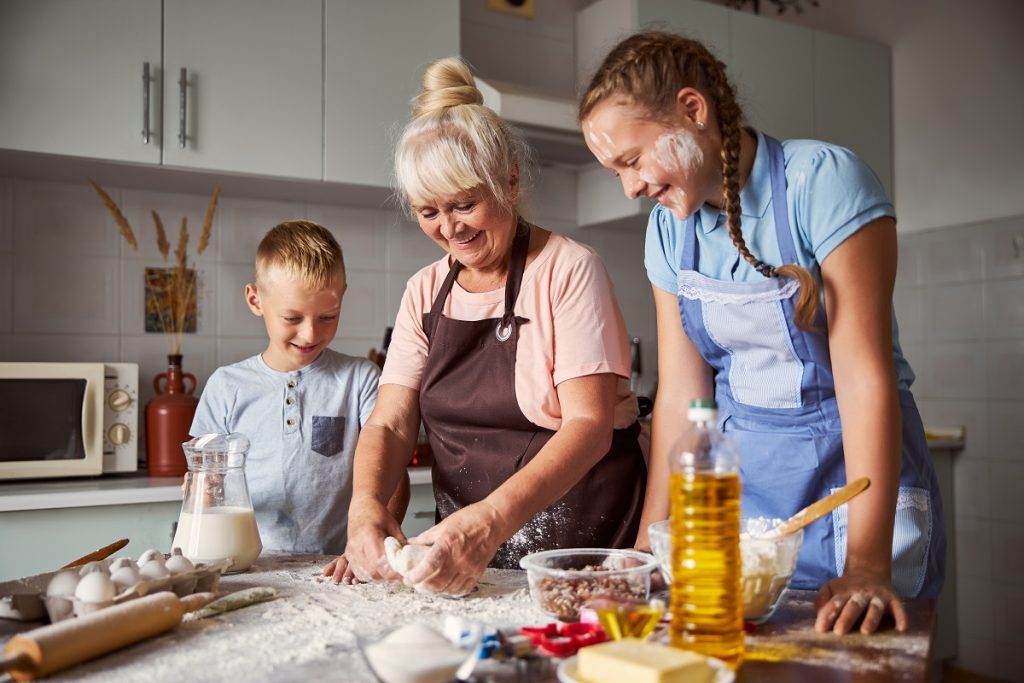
[759,0,1024,234]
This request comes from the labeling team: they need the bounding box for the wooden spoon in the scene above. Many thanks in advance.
[767,478,871,538]
[61,538,130,569]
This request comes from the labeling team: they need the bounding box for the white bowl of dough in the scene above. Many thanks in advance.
[647,518,803,624]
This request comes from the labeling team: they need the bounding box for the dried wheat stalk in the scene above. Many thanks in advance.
[151,210,170,261]
[88,179,138,251]
[198,182,221,255]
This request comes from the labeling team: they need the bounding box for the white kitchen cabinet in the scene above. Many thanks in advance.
[729,11,814,142]
[813,31,893,196]
[162,0,323,180]
[323,0,460,188]
[0,0,162,164]
[574,0,893,227]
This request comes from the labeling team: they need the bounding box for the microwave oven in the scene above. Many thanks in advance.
[0,362,139,480]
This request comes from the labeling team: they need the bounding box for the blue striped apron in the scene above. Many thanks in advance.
[675,135,945,597]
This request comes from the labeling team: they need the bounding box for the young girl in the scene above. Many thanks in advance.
[578,31,944,636]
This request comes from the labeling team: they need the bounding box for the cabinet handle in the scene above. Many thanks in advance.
[413,511,434,519]
[178,67,187,149]
[141,62,151,144]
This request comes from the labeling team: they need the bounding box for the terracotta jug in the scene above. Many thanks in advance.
[146,354,199,477]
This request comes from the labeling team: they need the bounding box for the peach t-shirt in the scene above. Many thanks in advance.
[381,232,638,431]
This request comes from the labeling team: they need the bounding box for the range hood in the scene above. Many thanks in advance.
[475,78,594,169]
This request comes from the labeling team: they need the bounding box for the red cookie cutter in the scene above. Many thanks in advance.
[518,622,608,657]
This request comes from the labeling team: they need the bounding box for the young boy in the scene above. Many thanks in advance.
[190,220,408,565]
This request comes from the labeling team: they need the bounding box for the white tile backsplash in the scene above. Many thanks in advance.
[13,252,121,334]
[918,228,986,285]
[338,269,388,340]
[0,178,11,252]
[953,458,990,518]
[956,575,994,640]
[0,251,10,333]
[906,340,987,400]
[989,461,1024,523]
[329,336,380,360]
[384,212,442,272]
[305,204,388,267]
[985,341,1024,401]
[954,515,991,580]
[988,400,1024,462]
[216,264,265,339]
[217,196,305,264]
[986,278,1024,339]
[9,334,119,362]
[13,180,121,257]
[984,217,1024,280]
[918,282,985,342]
[989,519,1024,582]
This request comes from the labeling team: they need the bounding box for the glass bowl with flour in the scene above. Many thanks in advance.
[648,517,803,624]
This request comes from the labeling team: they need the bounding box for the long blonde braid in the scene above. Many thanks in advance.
[579,31,820,330]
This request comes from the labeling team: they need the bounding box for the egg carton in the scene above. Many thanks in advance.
[0,555,231,623]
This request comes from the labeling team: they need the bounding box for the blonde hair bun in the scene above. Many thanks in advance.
[413,57,484,118]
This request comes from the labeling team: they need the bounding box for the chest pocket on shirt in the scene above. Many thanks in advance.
[312,416,346,458]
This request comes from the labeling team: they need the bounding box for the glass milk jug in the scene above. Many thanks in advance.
[172,433,262,573]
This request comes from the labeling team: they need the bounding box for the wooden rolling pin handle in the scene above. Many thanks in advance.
[2,592,186,682]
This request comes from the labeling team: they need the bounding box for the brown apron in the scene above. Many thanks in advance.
[419,221,647,569]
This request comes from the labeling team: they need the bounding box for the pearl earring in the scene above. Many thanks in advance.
[696,121,706,130]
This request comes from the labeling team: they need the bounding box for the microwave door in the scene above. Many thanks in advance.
[0,370,104,477]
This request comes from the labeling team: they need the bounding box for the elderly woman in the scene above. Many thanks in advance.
[327,57,647,595]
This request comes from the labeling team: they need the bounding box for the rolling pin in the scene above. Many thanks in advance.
[1,591,213,682]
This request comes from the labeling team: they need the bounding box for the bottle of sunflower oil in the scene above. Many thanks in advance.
[669,399,744,668]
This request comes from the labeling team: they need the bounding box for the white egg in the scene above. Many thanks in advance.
[138,559,171,581]
[77,560,110,577]
[137,549,166,567]
[46,570,81,597]
[109,557,136,571]
[165,549,195,576]
[74,571,117,603]
[110,563,141,591]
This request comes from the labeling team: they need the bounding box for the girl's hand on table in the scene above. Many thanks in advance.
[333,498,405,584]
[814,569,908,635]
[403,501,507,596]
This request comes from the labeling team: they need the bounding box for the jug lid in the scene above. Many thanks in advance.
[185,432,250,454]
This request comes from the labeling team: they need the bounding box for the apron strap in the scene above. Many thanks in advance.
[425,218,532,342]
[764,135,799,267]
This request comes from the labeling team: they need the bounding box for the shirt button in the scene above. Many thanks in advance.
[286,418,296,426]
[286,396,295,405]
[287,380,296,388]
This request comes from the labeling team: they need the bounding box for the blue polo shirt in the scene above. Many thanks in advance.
[645,130,915,388]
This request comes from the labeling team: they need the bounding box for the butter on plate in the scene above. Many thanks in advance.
[576,639,715,683]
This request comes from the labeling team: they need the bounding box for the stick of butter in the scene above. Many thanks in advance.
[577,639,714,683]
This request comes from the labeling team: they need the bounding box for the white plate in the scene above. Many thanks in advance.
[557,652,735,683]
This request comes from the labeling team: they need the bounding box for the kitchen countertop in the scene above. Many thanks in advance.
[0,554,936,683]
[0,469,433,513]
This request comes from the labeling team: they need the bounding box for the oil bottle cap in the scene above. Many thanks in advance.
[687,398,718,422]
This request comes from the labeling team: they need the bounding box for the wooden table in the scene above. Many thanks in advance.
[737,589,935,682]
[0,556,935,682]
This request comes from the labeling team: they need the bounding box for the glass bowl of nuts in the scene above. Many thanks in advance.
[519,548,658,622]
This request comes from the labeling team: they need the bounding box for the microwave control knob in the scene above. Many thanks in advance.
[108,423,131,445]
[108,389,132,412]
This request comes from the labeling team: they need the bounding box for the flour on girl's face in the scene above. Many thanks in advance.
[585,120,614,162]
[653,130,703,219]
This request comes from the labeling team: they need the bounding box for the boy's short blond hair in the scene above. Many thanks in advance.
[255,220,345,289]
